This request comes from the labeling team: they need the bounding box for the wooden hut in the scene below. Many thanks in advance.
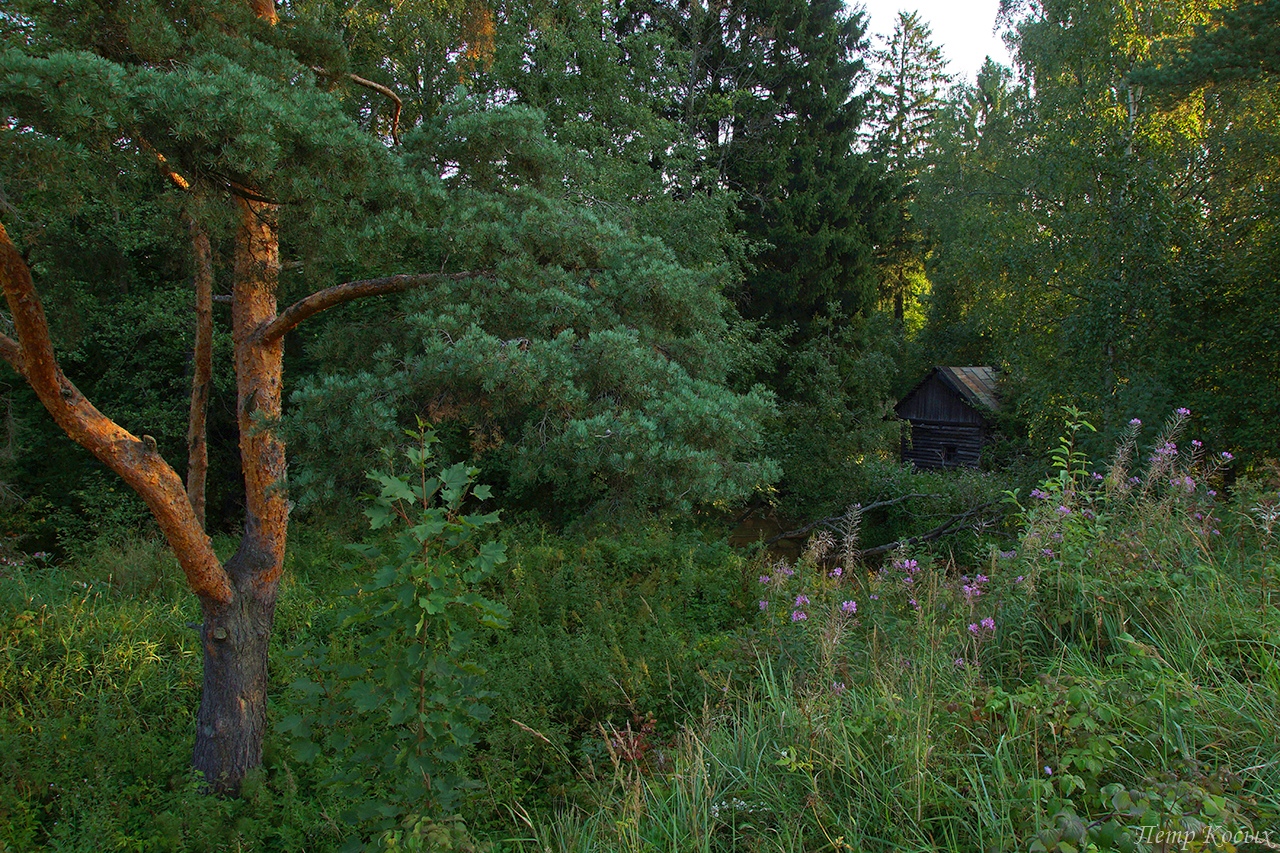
[895,366,999,469]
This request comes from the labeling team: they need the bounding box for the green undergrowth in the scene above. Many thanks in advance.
[2,418,1278,851]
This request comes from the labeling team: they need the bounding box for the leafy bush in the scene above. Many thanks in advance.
[281,427,509,847]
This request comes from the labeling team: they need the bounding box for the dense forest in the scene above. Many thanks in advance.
[1,0,1278,850]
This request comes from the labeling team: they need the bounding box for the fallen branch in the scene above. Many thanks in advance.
[765,494,936,545]
[859,500,1003,557]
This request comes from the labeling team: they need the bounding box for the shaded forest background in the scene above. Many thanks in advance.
[2,0,1275,543]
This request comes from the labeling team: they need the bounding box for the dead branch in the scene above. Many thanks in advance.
[313,67,403,145]
[256,270,491,342]
[0,331,21,376]
[859,500,1003,558]
[765,493,936,545]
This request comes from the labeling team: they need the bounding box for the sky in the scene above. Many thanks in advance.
[854,0,1014,85]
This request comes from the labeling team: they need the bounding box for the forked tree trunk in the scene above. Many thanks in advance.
[190,195,288,794]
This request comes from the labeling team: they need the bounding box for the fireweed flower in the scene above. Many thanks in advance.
[791,610,808,622]
[841,600,857,614]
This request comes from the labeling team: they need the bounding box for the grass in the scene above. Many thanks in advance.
[1,444,1278,851]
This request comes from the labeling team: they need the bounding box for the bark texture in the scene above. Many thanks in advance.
[186,215,214,528]
[191,547,280,791]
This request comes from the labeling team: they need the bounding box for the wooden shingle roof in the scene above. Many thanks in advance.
[937,366,999,411]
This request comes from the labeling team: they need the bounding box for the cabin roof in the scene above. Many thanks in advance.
[896,366,1000,418]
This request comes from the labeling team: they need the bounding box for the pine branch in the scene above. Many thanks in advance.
[256,270,492,342]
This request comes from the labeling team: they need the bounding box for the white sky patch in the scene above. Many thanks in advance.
[852,0,1014,85]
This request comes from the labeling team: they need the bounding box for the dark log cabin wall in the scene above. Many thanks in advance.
[895,368,997,469]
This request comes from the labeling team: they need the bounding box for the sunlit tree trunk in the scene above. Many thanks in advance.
[191,196,287,791]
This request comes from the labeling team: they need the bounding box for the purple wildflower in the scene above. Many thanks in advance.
[794,594,810,607]
[1176,407,1191,416]
[1092,472,1104,481]
[870,594,879,601]
[968,623,980,636]
[832,681,846,695]
[1015,575,1025,583]
[1208,489,1217,497]
[1041,548,1055,558]
[830,566,843,578]
[759,600,768,610]
[976,574,989,584]
[1192,439,1203,448]
[791,610,808,622]
[758,575,770,584]
[1222,451,1234,461]
[909,598,919,609]
[1129,418,1142,427]
[1031,488,1050,500]
[954,658,966,668]
[981,617,995,632]
[1056,505,1071,516]
[841,600,857,614]
[1000,550,1017,559]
